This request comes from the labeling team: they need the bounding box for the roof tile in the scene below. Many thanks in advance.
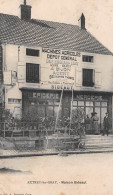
[0,13,112,55]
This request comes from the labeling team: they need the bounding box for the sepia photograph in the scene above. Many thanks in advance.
[0,0,113,194]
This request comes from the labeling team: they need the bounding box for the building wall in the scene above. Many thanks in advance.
[17,46,113,92]
[0,45,3,121]
[0,45,3,85]
[3,44,113,120]
[3,45,22,118]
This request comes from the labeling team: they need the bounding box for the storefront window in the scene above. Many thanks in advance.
[38,106,45,118]
[86,107,93,118]
[46,106,54,117]
[101,102,107,107]
[86,101,93,106]
[54,107,61,118]
[54,100,60,106]
[95,107,100,123]
[72,107,77,114]
[95,102,100,106]
[23,91,110,132]
[101,107,107,129]
[78,101,84,106]
[47,100,54,105]
[73,101,77,106]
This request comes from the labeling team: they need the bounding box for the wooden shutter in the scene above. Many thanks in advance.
[4,71,12,85]
[83,69,93,87]
[76,67,82,87]
[18,62,25,82]
[41,67,49,83]
[95,69,102,87]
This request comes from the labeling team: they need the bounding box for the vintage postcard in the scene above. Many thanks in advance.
[0,0,113,194]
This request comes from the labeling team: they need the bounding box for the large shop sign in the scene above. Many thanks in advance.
[33,92,60,100]
[75,95,107,101]
[42,48,81,90]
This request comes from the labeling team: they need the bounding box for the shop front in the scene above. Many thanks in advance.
[72,92,112,134]
[22,90,61,121]
[21,89,112,134]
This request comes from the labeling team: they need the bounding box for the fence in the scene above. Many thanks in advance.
[0,122,85,138]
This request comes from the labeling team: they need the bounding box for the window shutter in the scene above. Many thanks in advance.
[41,67,49,83]
[76,67,82,87]
[95,69,102,87]
[83,69,94,87]
[4,71,12,85]
[18,62,25,82]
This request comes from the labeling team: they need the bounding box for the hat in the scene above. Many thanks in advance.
[105,112,108,114]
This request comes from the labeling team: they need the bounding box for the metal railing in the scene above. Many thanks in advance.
[0,122,85,138]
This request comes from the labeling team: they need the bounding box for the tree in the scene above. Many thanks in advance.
[71,107,85,137]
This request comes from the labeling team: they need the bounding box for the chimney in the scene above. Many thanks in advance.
[20,0,32,21]
[78,13,85,30]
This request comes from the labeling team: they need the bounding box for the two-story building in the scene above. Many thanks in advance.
[0,2,113,133]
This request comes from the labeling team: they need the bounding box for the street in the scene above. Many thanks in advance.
[0,153,113,195]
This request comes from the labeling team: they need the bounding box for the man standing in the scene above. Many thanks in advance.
[103,113,110,136]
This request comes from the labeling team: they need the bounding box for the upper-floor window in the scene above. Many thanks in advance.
[8,98,22,104]
[26,63,40,83]
[82,69,94,87]
[82,55,93,62]
[26,48,40,57]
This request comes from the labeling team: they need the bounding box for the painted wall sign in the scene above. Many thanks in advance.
[42,48,81,90]
[51,85,73,90]
[75,95,105,101]
[33,92,60,99]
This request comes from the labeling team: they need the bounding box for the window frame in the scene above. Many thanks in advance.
[82,55,94,63]
[26,48,40,57]
[8,98,22,104]
[82,68,94,87]
[26,63,40,83]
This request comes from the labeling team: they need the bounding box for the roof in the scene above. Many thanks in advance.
[0,13,112,55]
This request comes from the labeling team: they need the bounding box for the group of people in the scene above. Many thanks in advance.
[85,112,110,136]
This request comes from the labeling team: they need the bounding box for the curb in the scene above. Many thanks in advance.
[1,149,113,158]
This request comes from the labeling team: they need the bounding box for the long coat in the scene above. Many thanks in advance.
[92,115,99,134]
[103,116,110,129]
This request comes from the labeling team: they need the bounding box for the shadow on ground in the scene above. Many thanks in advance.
[0,167,32,174]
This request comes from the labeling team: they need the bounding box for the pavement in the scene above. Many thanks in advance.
[1,147,113,159]
[0,134,113,158]
[1,152,113,195]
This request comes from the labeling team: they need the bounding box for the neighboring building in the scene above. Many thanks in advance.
[0,2,113,133]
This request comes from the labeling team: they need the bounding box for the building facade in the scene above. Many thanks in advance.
[0,2,113,133]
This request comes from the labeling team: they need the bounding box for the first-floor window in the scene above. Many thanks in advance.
[8,98,22,104]
[82,69,94,87]
[26,63,40,83]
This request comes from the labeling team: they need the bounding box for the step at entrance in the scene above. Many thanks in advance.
[85,135,113,149]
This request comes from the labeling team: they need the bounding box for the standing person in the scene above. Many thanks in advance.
[103,112,110,136]
[90,112,94,134]
[85,115,91,133]
[92,112,99,134]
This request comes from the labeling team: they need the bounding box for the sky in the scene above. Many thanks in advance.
[0,0,113,52]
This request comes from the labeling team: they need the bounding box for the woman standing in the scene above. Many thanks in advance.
[92,112,99,134]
